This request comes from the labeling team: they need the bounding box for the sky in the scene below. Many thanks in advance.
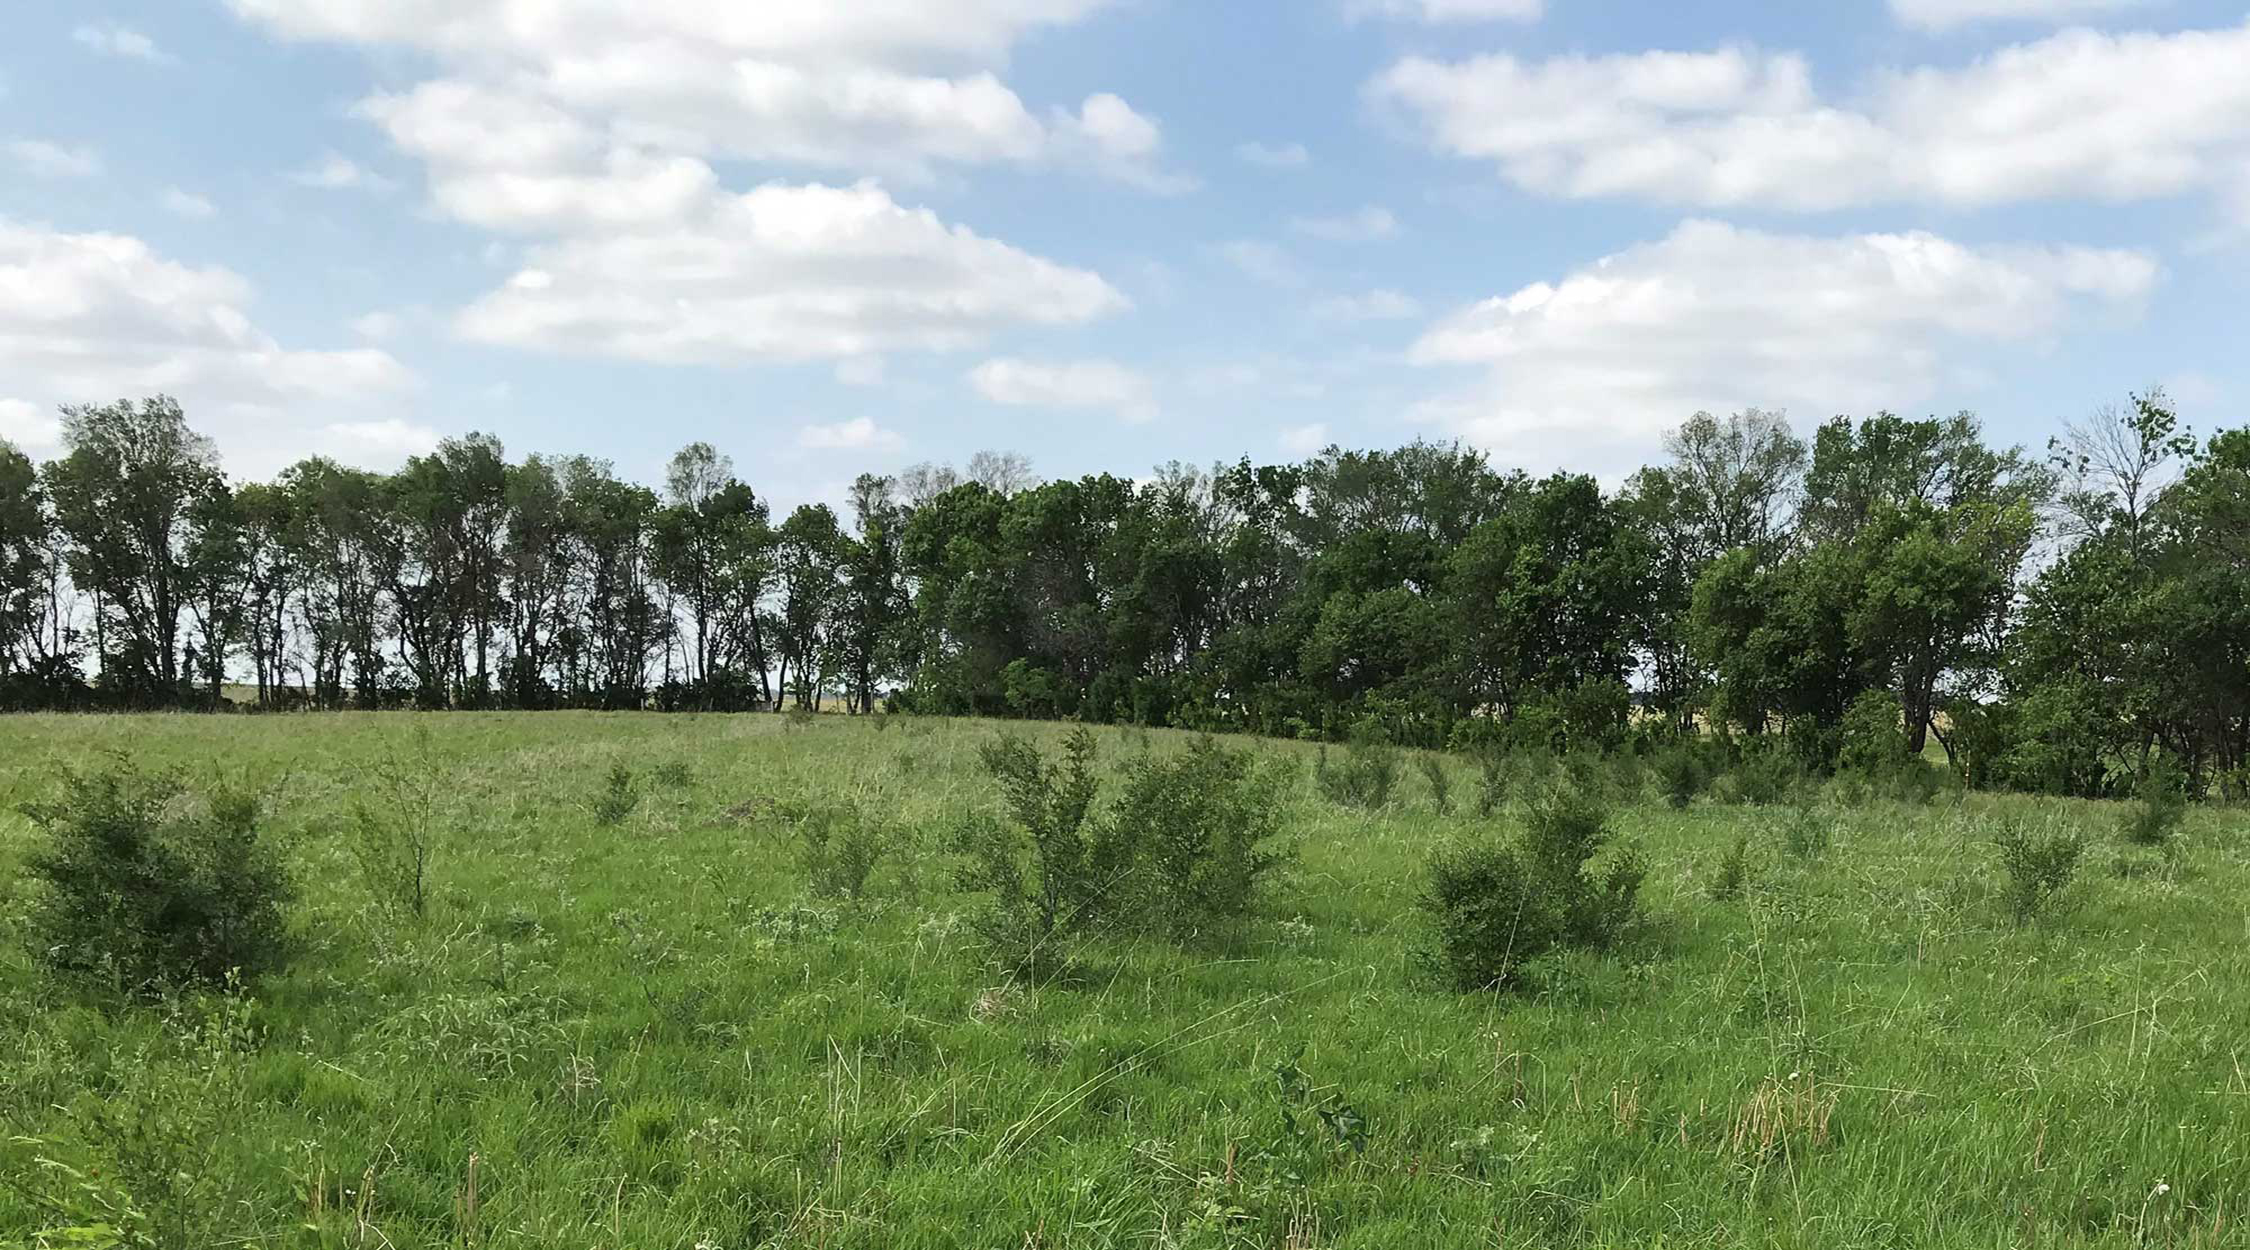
[4,0,2249,512]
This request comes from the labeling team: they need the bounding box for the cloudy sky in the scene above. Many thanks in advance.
[5,1,2247,507]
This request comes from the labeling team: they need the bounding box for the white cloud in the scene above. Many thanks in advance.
[9,140,102,180]
[1407,220,2158,474]
[160,188,216,218]
[1311,289,1423,321]
[0,398,62,450]
[1353,0,1543,21]
[798,416,906,451]
[1237,140,1310,168]
[291,152,392,191]
[1280,422,1331,456]
[1289,206,1399,242]
[1372,22,2250,215]
[0,219,415,472]
[72,22,170,62]
[455,181,1125,363]
[970,357,1157,421]
[1212,239,1300,287]
[1891,0,2152,30]
[232,1,1184,190]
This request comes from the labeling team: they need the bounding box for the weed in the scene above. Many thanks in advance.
[1314,722,1399,810]
[1778,803,1833,862]
[799,803,893,901]
[1417,752,1454,815]
[2121,758,2187,848]
[1653,743,1710,810]
[1730,744,1804,807]
[1993,818,2086,924]
[1709,833,1752,901]
[591,763,639,826]
[651,760,694,789]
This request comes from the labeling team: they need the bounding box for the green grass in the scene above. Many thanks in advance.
[1,713,2244,1248]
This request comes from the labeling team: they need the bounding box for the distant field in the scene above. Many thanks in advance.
[2,713,2245,1248]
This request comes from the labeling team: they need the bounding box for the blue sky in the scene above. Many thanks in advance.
[5,1,2247,510]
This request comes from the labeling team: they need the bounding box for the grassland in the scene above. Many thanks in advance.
[2,712,2246,1249]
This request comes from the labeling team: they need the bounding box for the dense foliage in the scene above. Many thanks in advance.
[4,391,2245,797]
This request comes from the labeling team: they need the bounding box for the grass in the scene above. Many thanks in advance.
[0,712,2244,1248]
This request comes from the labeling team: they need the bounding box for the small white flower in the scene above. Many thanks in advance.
[2157,1181,2171,1196]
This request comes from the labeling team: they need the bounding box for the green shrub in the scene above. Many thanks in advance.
[1729,743,1804,807]
[1417,752,1454,815]
[957,729,1293,968]
[349,729,445,918]
[1653,742,1711,810]
[1473,746,1512,818]
[1416,784,1644,991]
[1314,722,1399,810]
[23,759,294,993]
[1708,834,1752,901]
[799,803,894,900]
[1104,736,1291,939]
[1837,690,1908,776]
[1778,803,1832,862]
[592,762,639,826]
[2121,758,2188,848]
[1993,818,2086,925]
[955,728,1106,971]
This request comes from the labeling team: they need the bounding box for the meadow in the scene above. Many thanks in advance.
[2,712,2246,1249]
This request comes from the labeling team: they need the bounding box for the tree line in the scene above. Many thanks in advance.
[2,393,2243,798]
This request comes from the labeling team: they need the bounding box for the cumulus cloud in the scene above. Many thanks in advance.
[321,418,442,457]
[1371,22,2250,216]
[1406,220,2158,474]
[970,357,1157,421]
[0,398,62,450]
[455,181,1123,363]
[1890,0,2153,30]
[798,417,906,451]
[1290,206,1399,242]
[72,22,170,62]
[9,140,102,180]
[1280,422,1332,456]
[231,1,1184,189]
[0,218,414,471]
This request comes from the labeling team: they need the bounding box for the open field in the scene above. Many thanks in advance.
[3,713,2248,1249]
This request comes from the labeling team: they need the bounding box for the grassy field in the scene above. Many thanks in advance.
[1,713,2246,1249]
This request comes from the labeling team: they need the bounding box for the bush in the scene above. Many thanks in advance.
[956,729,1294,969]
[1417,752,1454,815]
[349,727,444,918]
[1993,818,2085,925]
[1314,722,1399,810]
[1729,742,1804,807]
[592,762,639,826]
[1777,803,1833,861]
[2121,758,2188,848]
[799,803,894,900]
[1836,690,1908,776]
[1417,784,1644,991]
[1708,834,1752,901]
[1652,742,1707,810]
[23,759,294,993]
[1473,746,1512,818]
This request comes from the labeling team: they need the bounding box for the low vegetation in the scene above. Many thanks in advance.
[0,712,2242,1249]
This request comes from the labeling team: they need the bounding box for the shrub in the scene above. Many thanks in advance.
[1708,834,1752,901]
[1653,743,1711,810]
[349,728,444,918]
[1993,818,2085,924]
[799,803,894,900]
[1417,753,1454,815]
[1778,803,1832,862]
[1417,784,1644,991]
[1473,746,1512,818]
[23,759,294,993]
[1314,722,1399,810]
[1729,743,1803,807]
[955,728,1105,971]
[2121,758,2188,848]
[1103,736,1291,940]
[1837,690,1908,776]
[956,729,1294,968]
[652,760,694,788]
[592,763,639,826]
